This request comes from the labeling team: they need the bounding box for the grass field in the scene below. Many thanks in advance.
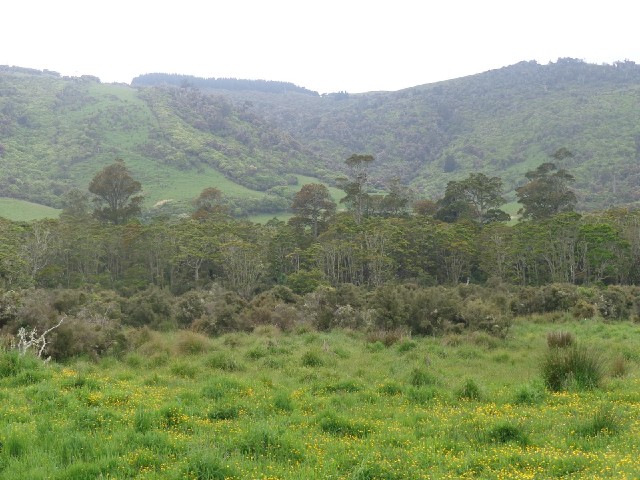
[1,317,638,479]
[0,198,61,221]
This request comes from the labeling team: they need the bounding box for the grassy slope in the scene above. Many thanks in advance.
[0,198,61,221]
[0,318,638,478]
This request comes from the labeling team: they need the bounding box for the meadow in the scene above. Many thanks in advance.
[1,316,639,479]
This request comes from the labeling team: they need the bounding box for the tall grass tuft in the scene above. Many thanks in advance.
[541,345,604,391]
[546,331,575,348]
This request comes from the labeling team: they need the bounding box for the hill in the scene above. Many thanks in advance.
[2,59,640,217]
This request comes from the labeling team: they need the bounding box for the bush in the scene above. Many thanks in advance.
[512,381,546,405]
[409,367,438,387]
[572,299,596,319]
[456,378,482,400]
[301,350,324,367]
[486,422,528,445]
[541,345,604,391]
[511,284,578,316]
[121,286,174,329]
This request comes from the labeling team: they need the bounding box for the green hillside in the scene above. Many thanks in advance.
[3,59,640,217]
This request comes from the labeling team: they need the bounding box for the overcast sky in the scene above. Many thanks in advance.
[2,0,637,94]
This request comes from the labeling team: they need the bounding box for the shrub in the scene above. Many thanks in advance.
[546,331,575,349]
[273,391,294,412]
[121,286,174,329]
[456,378,482,401]
[572,299,596,319]
[174,330,209,355]
[205,352,244,372]
[541,345,604,391]
[207,405,240,421]
[409,367,438,387]
[237,426,303,461]
[512,381,546,405]
[301,350,324,367]
[596,286,634,320]
[486,422,528,445]
[511,284,579,316]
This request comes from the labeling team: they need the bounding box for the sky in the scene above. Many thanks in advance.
[2,0,638,94]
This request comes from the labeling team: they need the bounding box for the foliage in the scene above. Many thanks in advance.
[541,344,604,391]
[516,161,576,220]
[88,160,143,224]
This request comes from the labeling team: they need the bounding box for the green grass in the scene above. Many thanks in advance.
[0,198,61,221]
[1,319,639,478]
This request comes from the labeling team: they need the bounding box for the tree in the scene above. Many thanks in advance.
[339,154,375,224]
[516,162,576,220]
[192,187,228,219]
[290,183,336,238]
[436,173,508,224]
[88,159,143,225]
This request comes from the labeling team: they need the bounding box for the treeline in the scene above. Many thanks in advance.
[1,205,639,294]
[2,157,640,360]
[132,73,319,96]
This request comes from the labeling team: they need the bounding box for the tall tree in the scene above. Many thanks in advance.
[516,162,576,220]
[290,183,336,238]
[339,154,375,224]
[436,173,508,224]
[192,187,228,219]
[88,159,143,225]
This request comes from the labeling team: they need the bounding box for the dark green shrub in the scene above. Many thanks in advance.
[486,422,528,445]
[541,345,604,391]
[121,286,174,329]
[205,352,244,372]
[456,378,482,401]
[397,340,418,353]
[285,269,328,295]
[512,382,546,405]
[238,426,303,461]
[207,405,240,421]
[460,298,511,338]
[409,367,438,387]
[511,284,578,315]
[377,382,403,396]
[301,350,324,367]
[191,289,247,335]
[273,391,294,412]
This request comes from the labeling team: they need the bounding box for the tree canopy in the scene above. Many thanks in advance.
[88,160,143,225]
[516,161,576,220]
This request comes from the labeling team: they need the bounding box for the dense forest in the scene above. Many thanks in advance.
[1,156,639,360]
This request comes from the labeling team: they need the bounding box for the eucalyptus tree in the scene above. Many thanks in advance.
[89,159,143,225]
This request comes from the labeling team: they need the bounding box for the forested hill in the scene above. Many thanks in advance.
[132,73,319,96]
[2,59,640,213]
[213,58,640,209]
